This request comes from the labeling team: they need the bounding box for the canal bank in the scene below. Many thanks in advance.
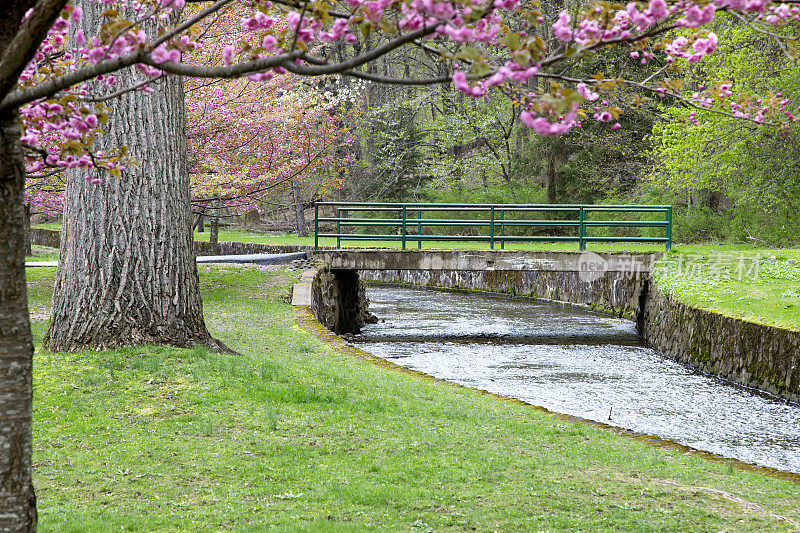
[32,225,799,402]
[26,265,800,531]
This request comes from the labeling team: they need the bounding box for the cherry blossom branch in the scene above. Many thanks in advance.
[287,24,443,76]
[271,0,352,20]
[152,0,236,48]
[289,0,310,52]
[80,75,167,102]
[102,7,160,62]
[727,10,795,59]
[2,51,142,110]
[0,0,69,99]
[341,70,452,84]
[534,70,783,127]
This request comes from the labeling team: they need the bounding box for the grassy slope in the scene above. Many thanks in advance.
[654,245,800,332]
[27,266,800,532]
[25,244,59,262]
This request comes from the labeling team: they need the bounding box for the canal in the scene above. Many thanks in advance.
[352,285,800,474]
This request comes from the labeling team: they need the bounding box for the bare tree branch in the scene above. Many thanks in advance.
[0,0,69,99]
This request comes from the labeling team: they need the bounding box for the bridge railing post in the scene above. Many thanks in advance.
[401,205,407,250]
[579,206,586,251]
[666,206,672,251]
[490,206,495,249]
[417,209,423,249]
[314,203,319,250]
[336,208,342,249]
[500,209,505,250]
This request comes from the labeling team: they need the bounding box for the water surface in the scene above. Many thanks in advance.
[354,285,800,473]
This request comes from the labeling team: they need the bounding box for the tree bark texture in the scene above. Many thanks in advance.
[209,197,220,252]
[0,112,37,533]
[44,6,224,352]
[23,204,31,257]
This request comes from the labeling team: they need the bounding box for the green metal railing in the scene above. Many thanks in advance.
[313,202,672,251]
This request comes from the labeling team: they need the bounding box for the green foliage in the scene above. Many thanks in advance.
[645,112,800,245]
[642,18,800,246]
[422,181,547,205]
[422,91,518,190]
[511,108,654,205]
[358,104,428,201]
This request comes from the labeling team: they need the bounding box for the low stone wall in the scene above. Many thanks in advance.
[359,269,645,319]
[195,241,325,255]
[29,228,330,255]
[29,228,61,249]
[640,283,800,403]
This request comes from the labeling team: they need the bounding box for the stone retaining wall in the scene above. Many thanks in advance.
[359,269,645,319]
[29,228,60,249]
[309,265,373,335]
[29,228,328,255]
[640,283,800,403]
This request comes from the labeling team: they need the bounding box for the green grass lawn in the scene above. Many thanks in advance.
[26,244,59,262]
[26,265,800,531]
[192,229,670,252]
[654,245,800,332]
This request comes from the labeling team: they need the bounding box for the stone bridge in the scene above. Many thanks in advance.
[301,249,661,335]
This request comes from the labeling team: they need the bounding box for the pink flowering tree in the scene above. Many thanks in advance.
[187,79,355,217]
[1,0,800,528]
[182,9,356,218]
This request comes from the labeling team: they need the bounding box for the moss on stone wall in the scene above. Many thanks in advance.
[641,285,800,404]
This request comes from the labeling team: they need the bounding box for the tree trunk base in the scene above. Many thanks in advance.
[43,326,238,355]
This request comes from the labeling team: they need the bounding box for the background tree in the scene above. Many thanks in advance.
[186,76,356,219]
[643,17,800,244]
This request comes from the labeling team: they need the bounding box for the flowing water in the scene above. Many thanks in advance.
[352,285,800,474]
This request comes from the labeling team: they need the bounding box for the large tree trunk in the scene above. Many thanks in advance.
[0,112,37,532]
[43,7,225,353]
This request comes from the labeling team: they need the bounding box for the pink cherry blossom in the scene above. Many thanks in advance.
[552,12,573,43]
[577,83,599,101]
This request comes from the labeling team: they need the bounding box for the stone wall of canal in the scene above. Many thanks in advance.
[309,264,374,335]
[359,268,800,403]
[640,284,800,404]
[358,269,646,320]
[29,228,334,255]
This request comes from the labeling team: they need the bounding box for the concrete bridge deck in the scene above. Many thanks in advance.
[311,249,661,273]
